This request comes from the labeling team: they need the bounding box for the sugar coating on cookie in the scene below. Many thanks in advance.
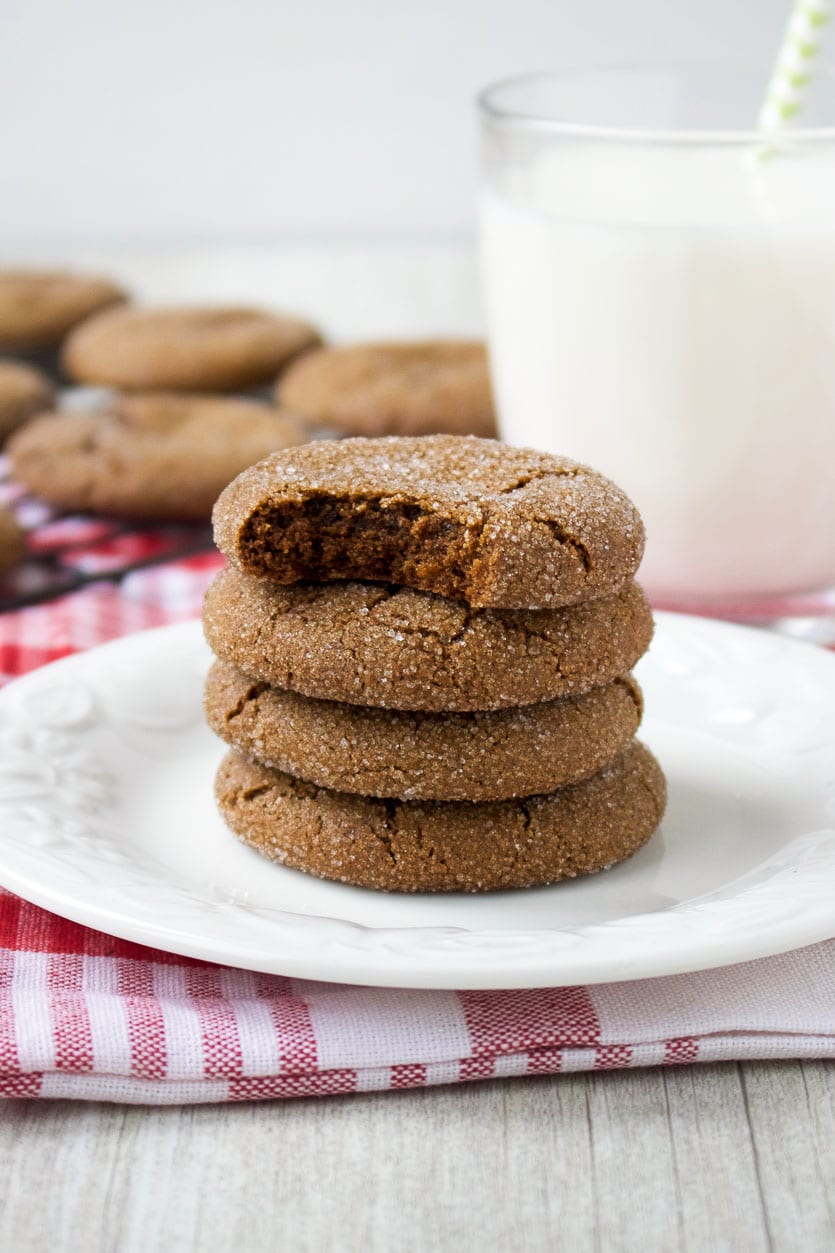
[0,269,127,352]
[0,359,55,441]
[202,567,653,711]
[214,740,666,892]
[0,505,24,575]
[8,393,308,521]
[205,659,643,801]
[213,435,645,609]
[276,340,497,438]
[63,305,322,392]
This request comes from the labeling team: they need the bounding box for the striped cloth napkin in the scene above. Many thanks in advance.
[0,552,833,1105]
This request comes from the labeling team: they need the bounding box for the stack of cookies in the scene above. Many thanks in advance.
[203,435,666,893]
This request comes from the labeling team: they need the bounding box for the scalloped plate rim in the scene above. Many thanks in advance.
[0,614,832,988]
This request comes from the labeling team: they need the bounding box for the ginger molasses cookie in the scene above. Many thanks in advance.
[0,505,24,574]
[275,340,497,438]
[205,660,643,801]
[0,359,55,441]
[8,393,307,521]
[214,740,666,892]
[63,305,322,392]
[213,435,645,609]
[203,568,652,711]
[0,269,127,353]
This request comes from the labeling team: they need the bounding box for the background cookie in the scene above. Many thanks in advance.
[213,434,645,609]
[214,740,666,892]
[205,660,643,800]
[0,505,25,574]
[0,268,127,353]
[275,340,497,438]
[0,359,55,441]
[203,568,653,711]
[63,305,322,392]
[8,393,308,521]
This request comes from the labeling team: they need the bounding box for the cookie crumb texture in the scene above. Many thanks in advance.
[205,659,644,801]
[202,568,653,711]
[214,741,666,893]
[213,435,645,609]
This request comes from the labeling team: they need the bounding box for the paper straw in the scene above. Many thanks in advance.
[758,0,832,131]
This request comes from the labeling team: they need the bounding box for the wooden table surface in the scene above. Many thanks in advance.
[2,1060,833,1252]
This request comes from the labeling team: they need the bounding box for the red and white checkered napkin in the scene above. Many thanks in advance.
[0,555,833,1105]
[1,890,833,1104]
[0,551,223,681]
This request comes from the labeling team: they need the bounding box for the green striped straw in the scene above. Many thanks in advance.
[758,0,832,132]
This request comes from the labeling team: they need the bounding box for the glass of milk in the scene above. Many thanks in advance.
[478,65,835,624]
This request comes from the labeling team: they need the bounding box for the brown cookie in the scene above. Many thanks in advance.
[0,269,127,353]
[214,740,666,892]
[275,340,497,438]
[205,659,643,801]
[203,567,653,711]
[0,505,24,574]
[63,305,322,392]
[8,393,307,521]
[213,435,645,609]
[0,359,55,442]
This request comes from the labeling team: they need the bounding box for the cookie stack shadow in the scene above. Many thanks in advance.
[202,435,667,893]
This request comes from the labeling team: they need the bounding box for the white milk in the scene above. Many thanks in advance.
[480,144,835,602]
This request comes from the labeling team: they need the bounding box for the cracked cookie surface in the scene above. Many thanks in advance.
[202,567,653,711]
[8,393,308,521]
[214,740,666,892]
[205,659,643,801]
[213,434,645,609]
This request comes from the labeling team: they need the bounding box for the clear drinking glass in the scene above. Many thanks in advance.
[478,65,835,631]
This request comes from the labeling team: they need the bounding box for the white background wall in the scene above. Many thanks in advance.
[0,0,795,241]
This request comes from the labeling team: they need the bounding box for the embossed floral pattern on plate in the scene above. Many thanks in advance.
[0,616,833,988]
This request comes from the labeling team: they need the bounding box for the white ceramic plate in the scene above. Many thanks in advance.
[0,614,833,988]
